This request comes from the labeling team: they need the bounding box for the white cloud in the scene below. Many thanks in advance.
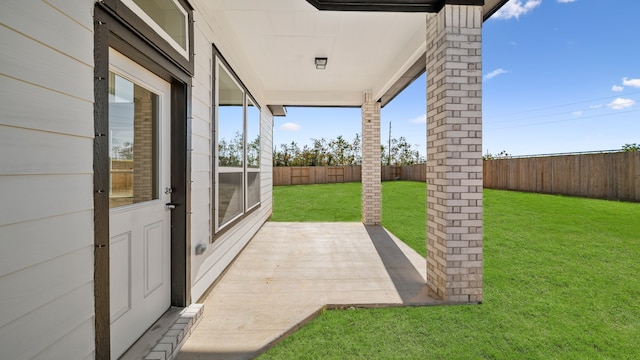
[612,85,624,92]
[557,0,576,3]
[484,68,509,80]
[409,114,426,124]
[493,0,542,20]
[590,104,604,109]
[572,111,583,116]
[279,122,301,131]
[607,98,635,110]
[622,77,640,88]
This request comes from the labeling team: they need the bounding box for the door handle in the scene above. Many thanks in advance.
[165,203,176,210]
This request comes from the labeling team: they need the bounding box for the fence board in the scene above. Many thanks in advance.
[634,152,640,200]
[483,152,639,202]
[327,167,344,183]
[291,167,309,185]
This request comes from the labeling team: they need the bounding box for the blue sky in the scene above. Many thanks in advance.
[273,0,640,156]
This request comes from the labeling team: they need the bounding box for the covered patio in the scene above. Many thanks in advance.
[177,222,441,359]
[0,0,510,358]
[199,0,504,303]
[175,1,504,358]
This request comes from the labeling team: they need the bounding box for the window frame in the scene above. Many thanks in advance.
[212,48,261,238]
[102,0,194,75]
[121,0,190,59]
[245,97,261,212]
[214,60,245,231]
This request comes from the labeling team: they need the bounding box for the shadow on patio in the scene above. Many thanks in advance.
[177,222,442,360]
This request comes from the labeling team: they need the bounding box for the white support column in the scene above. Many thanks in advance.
[361,91,381,225]
[425,5,483,303]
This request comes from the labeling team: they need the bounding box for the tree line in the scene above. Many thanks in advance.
[272,134,425,167]
[218,131,260,167]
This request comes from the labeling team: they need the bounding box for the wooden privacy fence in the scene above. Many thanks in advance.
[110,159,133,194]
[382,164,427,182]
[273,164,427,186]
[483,152,640,202]
[273,166,361,185]
[273,153,639,202]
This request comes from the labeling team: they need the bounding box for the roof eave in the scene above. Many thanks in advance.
[305,0,485,13]
[378,0,510,106]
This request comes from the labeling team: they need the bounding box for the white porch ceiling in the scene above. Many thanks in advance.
[193,0,505,107]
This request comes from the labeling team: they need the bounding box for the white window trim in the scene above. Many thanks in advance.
[218,167,244,173]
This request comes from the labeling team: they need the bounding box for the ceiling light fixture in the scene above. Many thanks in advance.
[315,57,328,70]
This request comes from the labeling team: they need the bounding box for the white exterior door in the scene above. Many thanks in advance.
[108,48,172,359]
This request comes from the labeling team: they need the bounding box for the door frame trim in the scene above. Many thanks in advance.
[94,4,192,358]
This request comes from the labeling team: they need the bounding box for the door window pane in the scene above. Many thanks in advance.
[109,72,159,208]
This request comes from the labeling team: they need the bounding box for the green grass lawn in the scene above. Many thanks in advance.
[271,182,361,222]
[265,181,640,359]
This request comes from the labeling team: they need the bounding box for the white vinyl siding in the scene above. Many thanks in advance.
[189,12,273,301]
[189,18,214,255]
[1,0,276,355]
[260,109,274,212]
[0,1,95,359]
[31,319,95,360]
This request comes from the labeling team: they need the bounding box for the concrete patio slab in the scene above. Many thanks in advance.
[177,222,442,360]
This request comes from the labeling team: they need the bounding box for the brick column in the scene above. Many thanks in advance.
[425,5,483,303]
[361,91,381,225]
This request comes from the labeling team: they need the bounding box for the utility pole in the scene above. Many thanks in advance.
[388,120,392,166]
